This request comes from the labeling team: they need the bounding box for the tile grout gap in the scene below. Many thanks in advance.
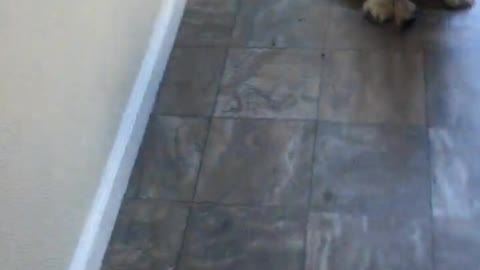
[300,28,331,268]
[172,3,242,268]
[422,46,437,270]
[301,119,320,270]
[156,113,428,130]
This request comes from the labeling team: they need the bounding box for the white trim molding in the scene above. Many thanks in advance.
[68,1,187,269]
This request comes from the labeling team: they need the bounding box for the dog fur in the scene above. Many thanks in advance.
[363,0,474,28]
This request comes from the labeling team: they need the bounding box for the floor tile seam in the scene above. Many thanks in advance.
[422,46,437,270]
[175,45,430,52]
[169,40,232,267]
[308,207,433,221]
[127,197,312,209]
[155,113,430,129]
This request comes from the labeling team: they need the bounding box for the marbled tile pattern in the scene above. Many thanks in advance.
[430,128,480,270]
[134,116,209,200]
[306,212,432,270]
[318,50,426,125]
[426,48,480,131]
[179,205,306,270]
[232,0,330,48]
[325,3,480,50]
[103,0,480,269]
[312,123,430,215]
[102,201,189,270]
[155,48,227,116]
[215,49,322,119]
[175,0,238,46]
[195,119,315,205]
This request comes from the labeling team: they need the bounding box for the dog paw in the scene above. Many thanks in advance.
[444,0,474,9]
[363,0,394,23]
[394,0,417,29]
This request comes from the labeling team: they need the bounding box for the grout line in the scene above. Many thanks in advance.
[300,36,329,270]
[156,113,429,129]
[129,197,312,209]
[172,7,241,267]
[320,0,335,54]
[301,119,320,270]
[172,205,191,270]
[172,46,425,54]
[171,56,226,270]
[422,46,437,270]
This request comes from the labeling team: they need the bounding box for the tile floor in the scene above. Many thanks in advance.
[102,0,480,269]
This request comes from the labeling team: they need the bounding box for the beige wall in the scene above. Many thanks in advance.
[0,0,163,269]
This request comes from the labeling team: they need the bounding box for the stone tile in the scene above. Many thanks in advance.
[324,6,396,50]
[195,118,315,205]
[318,50,425,125]
[179,205,306,270]
[232,0,330,48]
[430,127,480,270]
[155,48,227,116]
[215,49,322,119]
[324,5,480,51]
[176,0,238,47]
[135,116,209,200]
[434,216,480,270]
[123,160,142,199]
[426,48,480,131]
[102,201,189,270]
[312,122,430,215]
[306,212,432,270]
[402,10,475,49]
[419,5,480,49]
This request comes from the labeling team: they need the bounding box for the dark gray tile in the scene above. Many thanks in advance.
[430,127,480,270]
[232,0,330,48]
[318,50,425,125]
[312,122,430,215]
[176,0,238,47]
[426,48,480,131]
[195,118,315,205]
[306,212,432,270]
[215,49,322,119]
[124,160,142,199]
[155,48,227,116]
[179,205,306,270]
[102,201,188,270]
[134,116,209,200]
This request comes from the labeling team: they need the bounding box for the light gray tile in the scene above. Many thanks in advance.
[179,205,306,270]
[155,48,227,116]
[434,216,480,270]
[232,0,330,48]
[195,118,315,205]
[430,127,480,270]
[215,49,322,119]
[306,212,432,270]
[426,48,480,131]
[318,50,425,125]
[312,122,430,215]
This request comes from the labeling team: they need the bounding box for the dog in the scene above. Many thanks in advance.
[363,0,474,28]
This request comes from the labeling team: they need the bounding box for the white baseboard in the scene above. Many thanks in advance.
[67,1,187,269]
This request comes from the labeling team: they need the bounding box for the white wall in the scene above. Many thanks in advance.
[0,1,177,269]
